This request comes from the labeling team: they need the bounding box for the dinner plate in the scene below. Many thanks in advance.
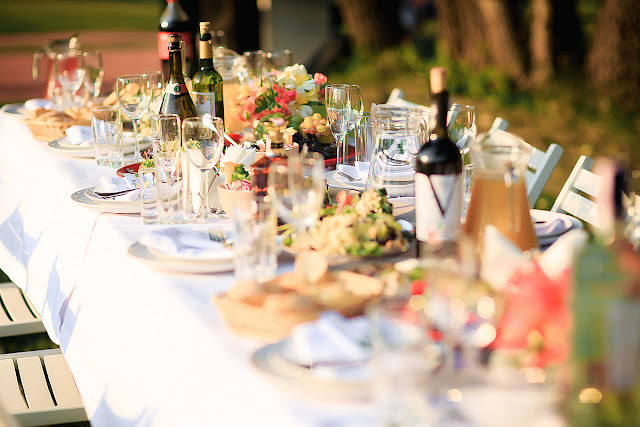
[390,196,415,222]
[84,186,142,205]
[127,241,234,274]
[324,170,366,191]
[251,339,370,400]
[71,187,141,214]
[48,135,152,158]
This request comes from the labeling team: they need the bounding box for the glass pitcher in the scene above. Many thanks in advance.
[213,48,248,133]
[366,104,427,198]
[463,130,538,253]
[32,34,81,101]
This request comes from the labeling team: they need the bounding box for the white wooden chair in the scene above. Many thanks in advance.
[551,155,600,228]
[0,283,46,338]
[0,283,88,425]
[490,122,564,207]
[0,349,87,426]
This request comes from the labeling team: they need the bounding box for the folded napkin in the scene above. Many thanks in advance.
[336,162,370,181]
[534,217,569,237]
[100,173,139,192]
[481,225,588,291]
[24,98,54,110]
[139,227,232,260]
[65,125,93,147]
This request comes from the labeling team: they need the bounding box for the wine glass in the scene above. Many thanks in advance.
[447,104,477,215]
[55,51,85,109]
[325,85,350,167]
[144,71,165,116]
[268,153,325,247]
[183,116,225,220]
[345,84,364,166]
[82,50,104,104]
[116,74,151,162]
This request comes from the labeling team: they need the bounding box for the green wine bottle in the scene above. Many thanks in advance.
[159,33,197,121]
[192,22,224,121]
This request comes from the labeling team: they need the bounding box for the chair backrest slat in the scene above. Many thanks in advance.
[551,155,601,228]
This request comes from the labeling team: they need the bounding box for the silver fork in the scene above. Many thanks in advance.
[336,170,361,182]
[208,227,233,246]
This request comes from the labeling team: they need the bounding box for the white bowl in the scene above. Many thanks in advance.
[217,185,253,218]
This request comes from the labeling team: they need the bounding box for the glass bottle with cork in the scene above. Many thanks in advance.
[159,33,197,121]
[192,21,224,120]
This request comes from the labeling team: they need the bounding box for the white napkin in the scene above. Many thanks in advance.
[65,125,93,146]
[480,224,588,291]
[534,218,569,237]
[139,227,231,259]
[99,174,138,192]
[285,312,370,381]
[24,98,54,110]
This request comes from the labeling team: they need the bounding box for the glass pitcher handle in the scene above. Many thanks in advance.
[32,51,43,81]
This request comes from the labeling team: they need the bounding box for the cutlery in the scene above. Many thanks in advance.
[209,227,234,246]
[93,188,136,197]
[336,170,361,182]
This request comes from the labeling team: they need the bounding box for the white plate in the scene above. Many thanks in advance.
[128,241,234,274]
[251,340,370,400]
[530,209,582,247]
[324,170,366,191]
[71,188,141,213]
[49,135,152,158]
[0,103,26,116]
[390,196,415,222]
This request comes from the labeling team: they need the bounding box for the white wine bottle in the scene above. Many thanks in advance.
[159,33,197,121]
[192,22,224,120]
[414,67,463,253]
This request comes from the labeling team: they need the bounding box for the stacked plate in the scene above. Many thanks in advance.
[71,186,141,213]
[49,133,152,158]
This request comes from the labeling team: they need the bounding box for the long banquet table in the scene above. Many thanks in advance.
[0,106,375,426]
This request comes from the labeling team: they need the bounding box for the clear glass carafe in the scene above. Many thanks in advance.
[366,104,426,198]
[213,48,248,133]
[32,34,81,101]
[463,130,538,253]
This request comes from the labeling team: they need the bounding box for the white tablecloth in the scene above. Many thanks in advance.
[0,106,373,426]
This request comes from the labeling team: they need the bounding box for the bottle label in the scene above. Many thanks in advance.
[158,31,193,60]
[165,83,189,95]
[193,92,216,117]
[415,172,462,243]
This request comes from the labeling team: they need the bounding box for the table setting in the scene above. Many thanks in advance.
[1,32,640,427]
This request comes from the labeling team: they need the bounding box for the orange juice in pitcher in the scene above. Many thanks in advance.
[463,130,538,253]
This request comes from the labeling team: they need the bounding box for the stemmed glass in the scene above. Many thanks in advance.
[82,50,104,104]
[268,153,325,247]
[116,74,151,162]
[183,116,225,220]
[325,85,350,166]
[447,105,477,215]
[55,51,85,109]
[150,114,183,222]
[145,71,165,116]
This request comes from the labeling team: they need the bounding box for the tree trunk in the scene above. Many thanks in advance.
[475,0,525,81]
[587,0,640,111]
[335,0,403,51]
[529,0,552,86]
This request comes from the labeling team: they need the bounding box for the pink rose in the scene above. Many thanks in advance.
[314,73,327,86]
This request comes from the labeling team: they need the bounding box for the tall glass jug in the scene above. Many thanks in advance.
[366,104,426,198]
[213,48,247,133]
[463,130,538,252]
[32,34,81,101]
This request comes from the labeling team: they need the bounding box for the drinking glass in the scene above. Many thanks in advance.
[82,50,104,104]
[145,71,165,116]
[55,51,85,109]
[268,153,325,247]
[368,296,443,426]
[325,85,350,167]
[233,198,278,283]
[265,49,293,72]
[151,114,183,223]
[183,116,225,220]
[116,74,151,162]
[91,105,123,168]
[354,113,374,178]
[138,165,158,224]
[243,50,267,86]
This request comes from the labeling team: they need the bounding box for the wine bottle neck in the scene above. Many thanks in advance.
[431,90,449,137]
[168,48,186,83]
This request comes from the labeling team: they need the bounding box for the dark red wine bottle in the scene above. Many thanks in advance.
[158,0,195,78]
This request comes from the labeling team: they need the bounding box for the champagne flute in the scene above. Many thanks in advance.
[116,74,151,162]
[145,71,165,116]
[55,51,85,109]
[82,50,104,104]
[447,104,477,214]
[268,153,325,247]
[183,116,224,220]
[325,84,350,167]
[345,84,364,166]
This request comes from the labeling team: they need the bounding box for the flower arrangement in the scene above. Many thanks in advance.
[235,64,328,139]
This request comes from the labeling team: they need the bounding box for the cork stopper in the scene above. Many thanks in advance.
[199,22,210,35]
[430,67,447,93]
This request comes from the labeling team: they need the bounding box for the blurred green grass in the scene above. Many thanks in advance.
[1,0,158,33]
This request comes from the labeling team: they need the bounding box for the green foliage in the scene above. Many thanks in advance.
[1,0,158,33]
